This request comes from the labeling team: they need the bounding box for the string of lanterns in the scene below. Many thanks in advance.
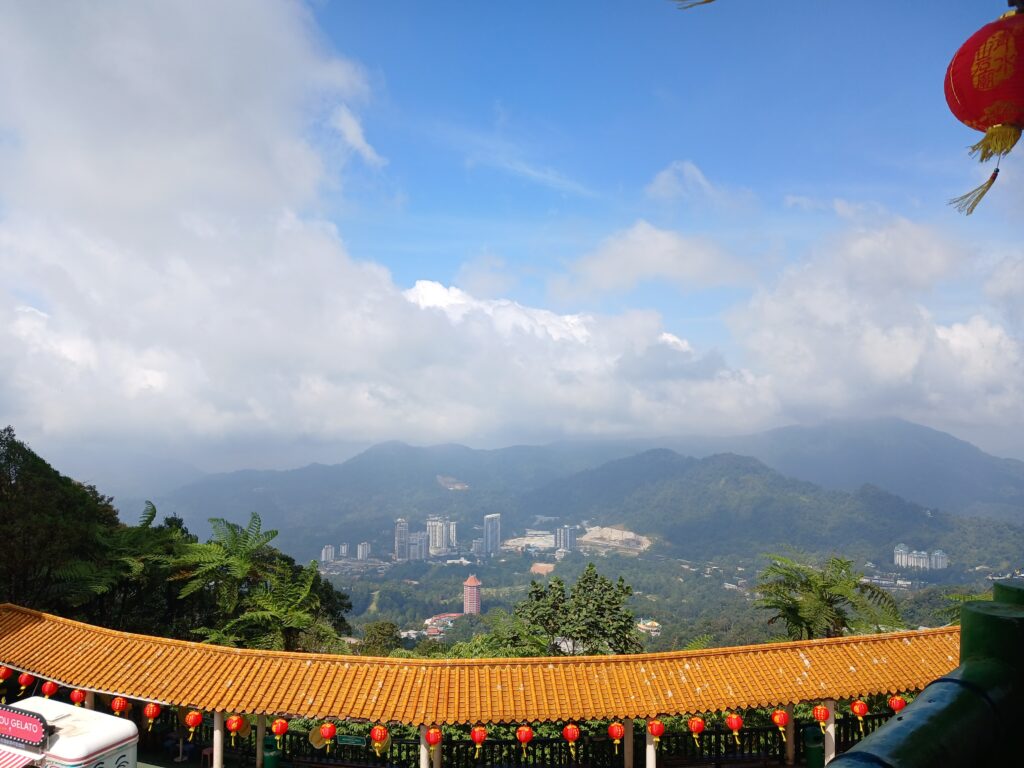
[0,676,915,758]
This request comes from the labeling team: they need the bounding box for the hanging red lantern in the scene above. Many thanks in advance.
[515,725,533,758]
[70,689,87,707]
[647,719,665,749]
[110,696,128,717]
[945,9,1024,213]
[562,723,580,760]
[185,710,203,741]
[226,715,244,747]
[370,724,390,758]
[320,723,337,754]
[0,667,10,705]
[271,719,289,749]
[850,700,869,735]
[425,726,442,758]
[142,703,162,731]
[888,695,907,714]
[17,673,35,695]
[607,722,625,755]
[725,713,743,746]
[812,705,830,735]
[687,716,705,748]
[770,709,790,742]
[470,725,487,759]
[40,681,58,699]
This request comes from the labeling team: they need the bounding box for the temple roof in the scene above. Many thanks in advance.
[0,604,959,725]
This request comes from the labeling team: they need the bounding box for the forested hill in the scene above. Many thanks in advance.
[517,450,1024,568]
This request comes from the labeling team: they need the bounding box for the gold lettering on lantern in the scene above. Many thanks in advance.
[972,30,1016,91]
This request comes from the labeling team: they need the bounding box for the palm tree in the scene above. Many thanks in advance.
[172,512,279,617]
[755,554,901,640]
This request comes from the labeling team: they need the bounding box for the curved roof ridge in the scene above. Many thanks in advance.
[0,604,960,723]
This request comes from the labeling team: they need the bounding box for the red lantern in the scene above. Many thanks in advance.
[812,705,830,735]
[945,10,1024,213]
[851,700,869,735]
[110,696,128,717]
[725,713,743,746]
[226,715,244,747]
[185,710,203,741]
[272,718,289,749]
[770,709,789,742]
[41,681,58,699]
[888,695,907,714]
[562,723,580,759]
[425,726,442,758]
[142,703,162,731]
[371,724,390,758]
[320,723,337,754]
[17,673,35,694]
[687,716,705,748]
[647,719,665,749]
[608,722,625,754]
[70,689,87,707]
[470,725,487,759]
[515,725,533,758]
[0,667,10,705]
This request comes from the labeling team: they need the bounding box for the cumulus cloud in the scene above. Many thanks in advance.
[732,217,1023,433]
[552,219,748,299]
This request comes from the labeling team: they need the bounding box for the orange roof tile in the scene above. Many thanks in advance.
[0,604,959,724]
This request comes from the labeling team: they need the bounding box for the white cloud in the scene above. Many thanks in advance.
[553,219,748,298]
[732,217,1023,433]
[645,160,754,209]
[331,104,386,167]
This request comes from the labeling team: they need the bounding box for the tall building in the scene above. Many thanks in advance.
[408,531,428,561]
[893,544,909,568]
[447,520,458,550]
[356,541,371,561]
[394,518,409,562]
[338,543,350,558]
[427,516,447,556]
[320,544,335,563]
[463,574,482,614]
[555,525,577,552]
[930,550,949,569]
[484,513,501,555]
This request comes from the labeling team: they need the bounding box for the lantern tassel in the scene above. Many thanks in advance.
[474,744,480,760]
[275,736,282,750]
[968,124,1021,162]
[778,727,786,743]
[188,729,196,742]
[733,732,740,746]
[950,168,999,215]
[818,721,826,735]
[569,743,576,760]
[692,733,699,749]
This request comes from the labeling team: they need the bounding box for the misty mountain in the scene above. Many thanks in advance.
[663,419,1024,521]
[519,450,1024,567]
[155,419,1024,562]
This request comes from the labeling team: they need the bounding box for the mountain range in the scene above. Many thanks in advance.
[151,419,1024,566]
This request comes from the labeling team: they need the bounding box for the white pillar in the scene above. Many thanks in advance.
[419,726,430,768]
[783,704,795,766]
[84,692,95,710]
[213,711,225,768]
[432,728,442,768]
[623,720,634,768]
[256,715,266,768]
[644,720,657,768]
[824,699,836,765]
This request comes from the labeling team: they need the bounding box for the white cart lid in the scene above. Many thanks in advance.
[12,699,137,764]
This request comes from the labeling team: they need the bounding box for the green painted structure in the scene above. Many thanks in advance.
[832,580,1024,767]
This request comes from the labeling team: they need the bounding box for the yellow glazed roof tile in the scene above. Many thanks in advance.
[0,603,959,724]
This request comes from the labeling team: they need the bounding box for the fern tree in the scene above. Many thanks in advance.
[755,554,902,640]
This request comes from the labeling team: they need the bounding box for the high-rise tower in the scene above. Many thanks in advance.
[463,574,482,614]
[394,518,409,562]
[483,513,501,556]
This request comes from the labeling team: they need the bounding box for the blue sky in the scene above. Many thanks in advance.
[1,0,1022,482]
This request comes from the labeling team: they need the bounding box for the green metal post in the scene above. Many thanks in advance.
[831,581,1024,767]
